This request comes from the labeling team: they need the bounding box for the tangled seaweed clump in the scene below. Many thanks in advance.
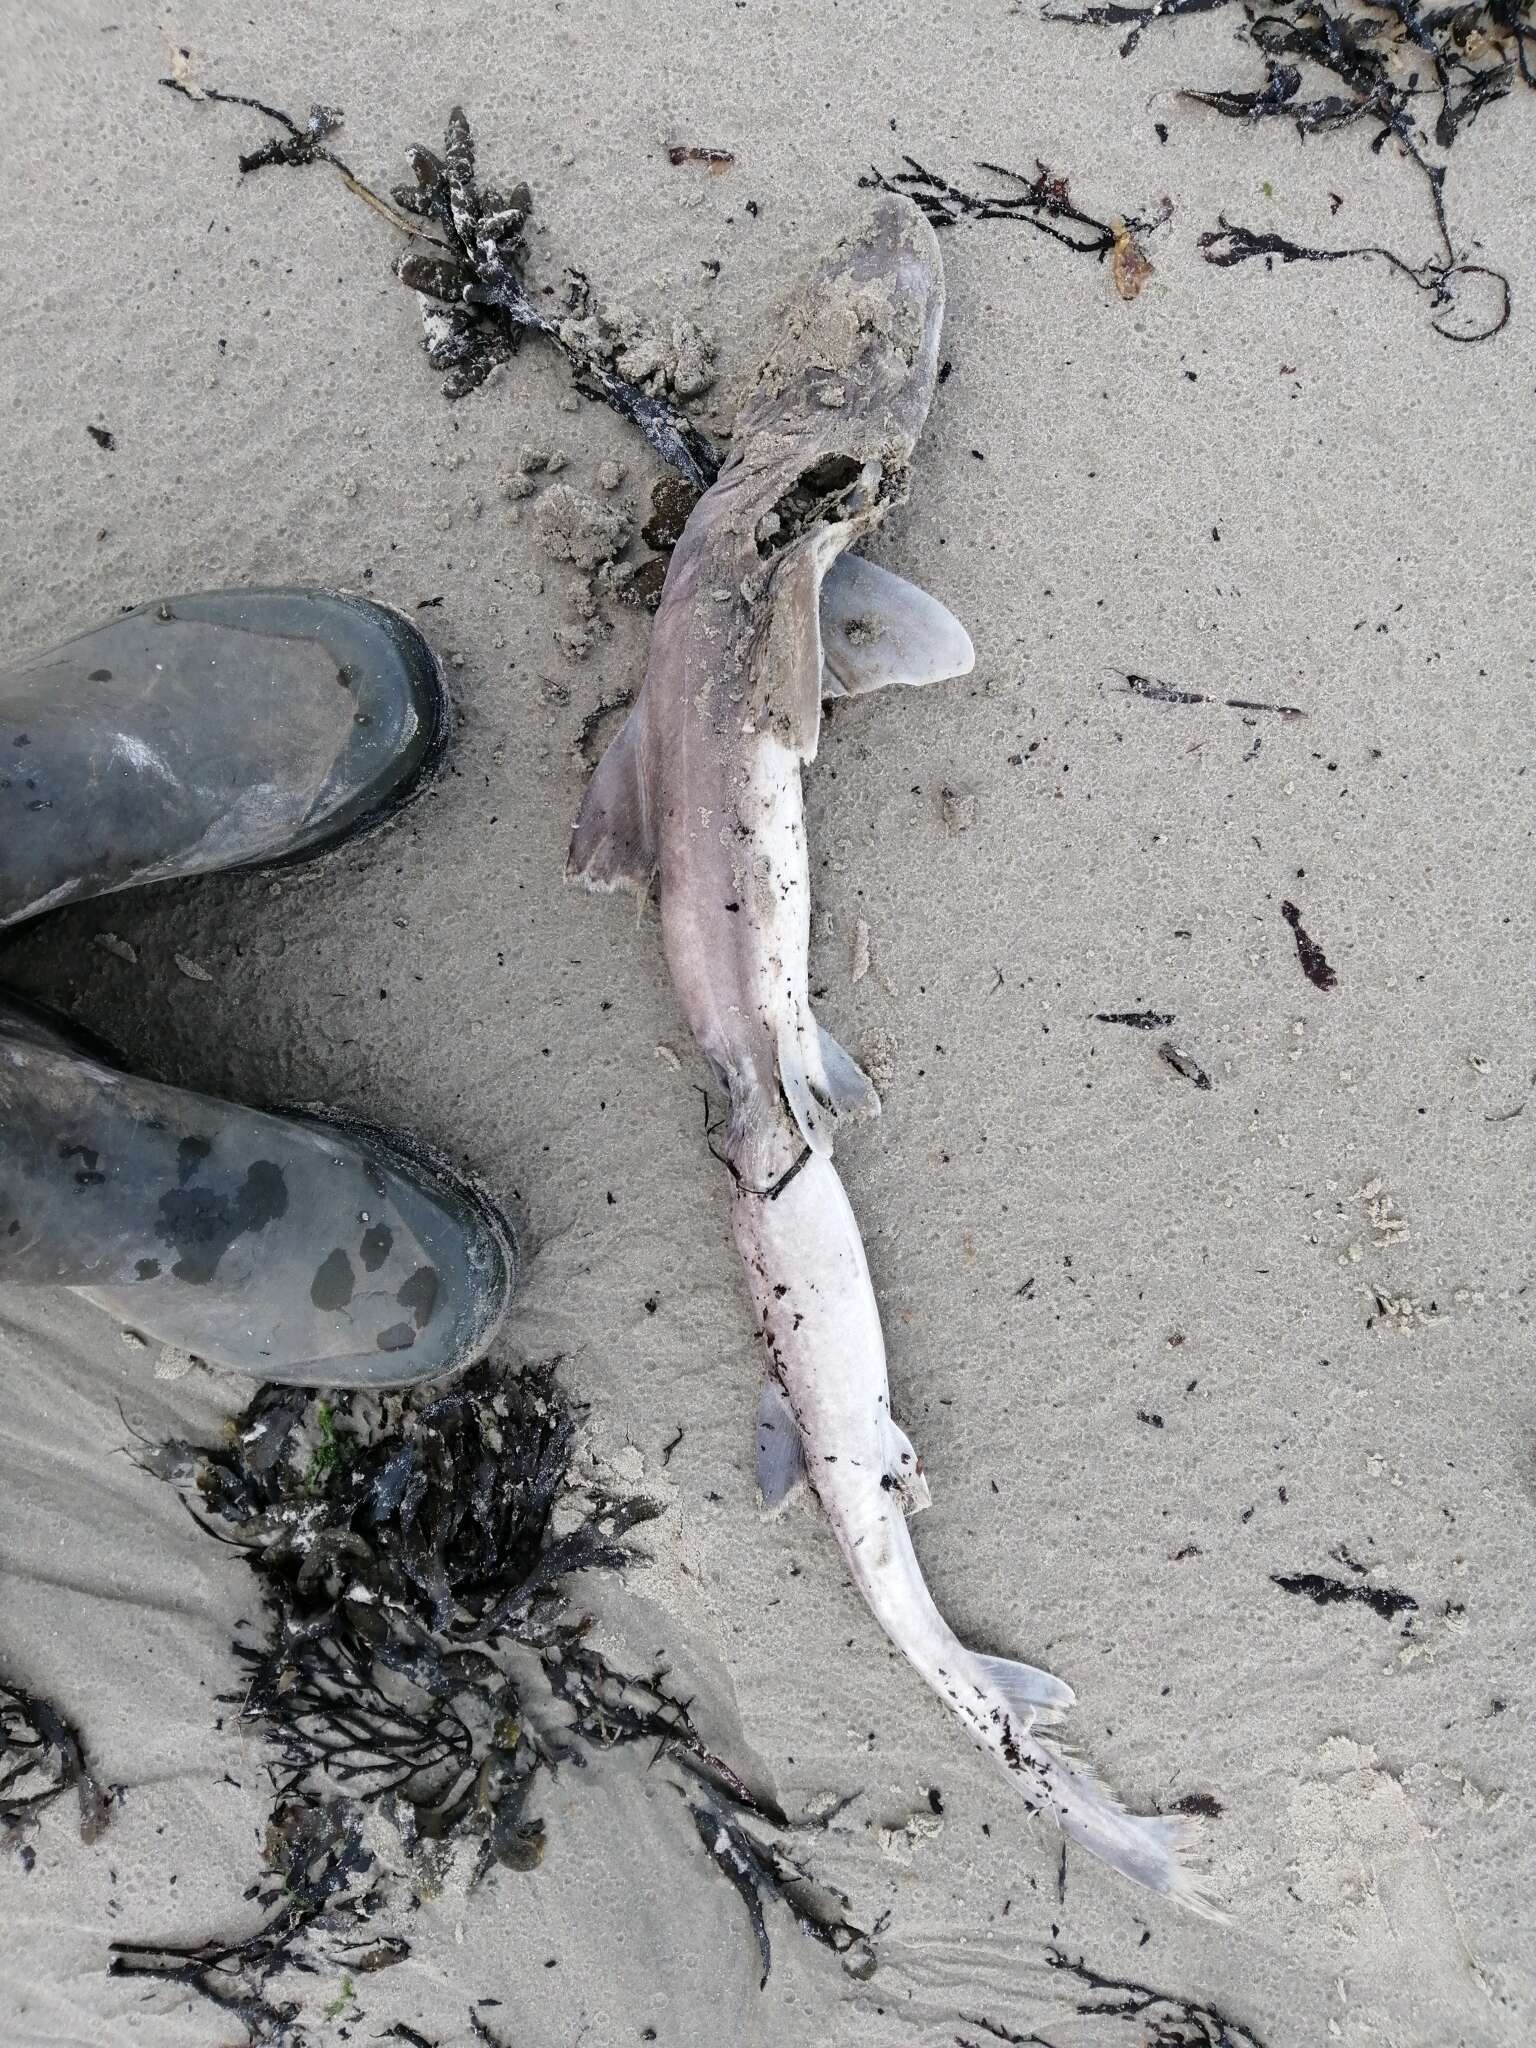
[113,1363,867,2042]
[1,1677,109,1860]
[161,74,723,487]
[1044,0,1535,339]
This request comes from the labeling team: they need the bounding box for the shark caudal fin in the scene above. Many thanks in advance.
[961,1646,1226,1919]
[566,714,657,894]
[820,553,975,697]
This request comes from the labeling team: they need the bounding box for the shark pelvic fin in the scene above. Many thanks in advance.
[820,552,975,697]
[776,1014,877,1156]
[776,1011,837,1157]
[566,713,657,894]
[756,1375,807,1512]
[972,1650,1076,1725]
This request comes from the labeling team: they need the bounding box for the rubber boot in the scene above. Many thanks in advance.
[0,996,515,1387]
[0,588,450,931]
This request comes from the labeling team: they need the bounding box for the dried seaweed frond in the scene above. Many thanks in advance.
[1,1677,108,1848]
[162,82,724,483]
[860,153,1165,281]
[956,1942,1266,2046]
[1043,0,1532,339]
[110,1797,397,2047]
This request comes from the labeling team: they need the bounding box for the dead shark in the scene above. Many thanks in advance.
[569,195,1217,1914]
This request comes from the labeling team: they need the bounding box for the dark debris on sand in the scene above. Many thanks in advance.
[1272,1569,1418,1621]
[1,1677,109,1852]
[1044,0,1533,340]
[1280,898,1338,990]
[117,1363,864,2041]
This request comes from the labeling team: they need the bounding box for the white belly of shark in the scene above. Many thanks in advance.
[569,193,1220,1917]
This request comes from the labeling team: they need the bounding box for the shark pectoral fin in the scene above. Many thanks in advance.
[566,713,657,894]
[820,552,976,697]
[756,1376,807,1513]
[817,1022,880,1121]
[884,1418,931,1515]
[973,1650,1076,1726]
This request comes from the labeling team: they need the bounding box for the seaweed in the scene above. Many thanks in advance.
[679,1765,871,1988]
[392,110,720,483]
[666,143,736,172]
[110,1799,395,2046]
[1280,898,1338,989]
[858,155,1165,294]
[1042,0,1236,58]
[1272,1569,1418,1620]
[124,1362,862,2039]
[958,1943,1265,2046]
[161,84,723,488]
[1044,0,1533,340]
[1,1677,108,1847]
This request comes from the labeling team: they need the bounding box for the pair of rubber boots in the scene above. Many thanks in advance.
[0,589,514,1387]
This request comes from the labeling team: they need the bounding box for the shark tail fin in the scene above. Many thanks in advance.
[963,1645,1227,1920]
[566,713,656,894]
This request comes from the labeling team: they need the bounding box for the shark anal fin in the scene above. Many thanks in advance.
[566,713,656,894]
[820,552,975,697]
[756,1376,807,1512]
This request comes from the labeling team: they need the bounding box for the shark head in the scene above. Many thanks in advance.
[731,195,946,531]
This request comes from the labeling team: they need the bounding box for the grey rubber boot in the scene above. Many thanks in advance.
[0,996,515,1387]
[0,588,450,931]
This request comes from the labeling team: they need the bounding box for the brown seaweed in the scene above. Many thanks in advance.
[1272,1570,1417,1620]
[1159,1040,1214,1089]
[1280,898,1338,989]
[858,154,1163,280]
[1043,0,1532,340]
[161,85,723,487]
[1118,671,1306,719]
[125,1361,861,2039]
[110,1798,394,2046]
[958,1942,1266,2045]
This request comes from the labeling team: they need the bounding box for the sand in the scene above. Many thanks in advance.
[1,2,1532,2043]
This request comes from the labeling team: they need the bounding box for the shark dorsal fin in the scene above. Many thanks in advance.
[566,712,657,894]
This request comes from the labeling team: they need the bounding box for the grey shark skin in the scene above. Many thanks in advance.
[570,197,1217,1915]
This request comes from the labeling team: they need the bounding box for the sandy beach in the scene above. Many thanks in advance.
[2,3,1532,2043]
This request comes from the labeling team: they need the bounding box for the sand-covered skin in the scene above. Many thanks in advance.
[1,3,1532,2044]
